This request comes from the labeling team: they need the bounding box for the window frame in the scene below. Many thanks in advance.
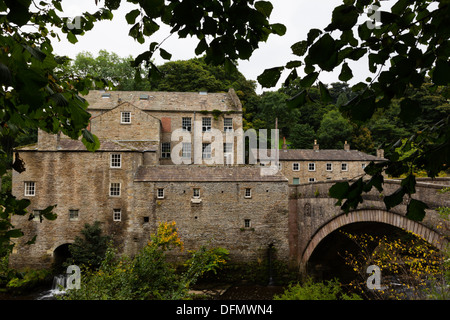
[309,177,316,182]
[292,163,300,171]
[193,188,200,199]
[182,142,191,159]
[109,182,121,197]
[120,111,131,124]
[24,181,36,196]
[202,143,212,159]
[326,163,333,171]
[244,188,252,198]
[161,142,171,159]
[341,163,348,171]
[202,117,211,132]
[113,209,122,222]
[110,154,122,168]
[182,117,192,132]
[157,188,165,199]
[308,163,316,171]
[69,209,79,221]
[223,118,233,132]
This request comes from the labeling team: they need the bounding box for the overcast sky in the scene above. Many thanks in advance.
[52,0,369,93]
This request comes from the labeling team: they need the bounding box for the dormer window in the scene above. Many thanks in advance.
[101,93,111,98]
[121,111,131,124]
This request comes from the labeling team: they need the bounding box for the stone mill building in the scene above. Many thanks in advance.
[9,89,386,269]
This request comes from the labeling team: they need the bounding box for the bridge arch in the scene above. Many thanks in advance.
[301,209,448,268]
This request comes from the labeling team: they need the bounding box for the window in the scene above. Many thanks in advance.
[326,163,332,171]
[361,163,366,169]
[182,142,191,159]
[193,188,200,198]
[341,163,348,171]
[161,142,171,159]
[244,219,251,228]
[309,178,316,182]
[69,210,79,221]
[182,117,192,132]
[24,182,35,196]
[32,209,41,221]
[109,183,121,196]
[143,216,150,223]
[308,163,315,171]
[292,163,299,171]
[110,154,121,168]
[157,188,164,199]
[113,209,121,221]
[121,111,131,124]
[244,188,251,198]
[202,117,211,132]
[293,178,300,185]
[224,143,233,164]
[224,118,233,132]
[202,143,212,159]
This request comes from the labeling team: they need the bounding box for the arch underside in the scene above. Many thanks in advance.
[301,209,448,266]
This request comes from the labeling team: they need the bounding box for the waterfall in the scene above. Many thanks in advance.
[36,275,67,300]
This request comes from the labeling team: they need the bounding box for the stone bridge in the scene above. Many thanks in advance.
[287,178,450,275]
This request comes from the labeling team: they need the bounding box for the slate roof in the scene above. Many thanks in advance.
[134,165,288,182]
[278,149,386,161]
[83,89,242,112]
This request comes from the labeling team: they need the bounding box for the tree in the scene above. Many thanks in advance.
[317,110,353,149]
[259,0,449,222]
[66,221,111,270]
[290,123,316,149]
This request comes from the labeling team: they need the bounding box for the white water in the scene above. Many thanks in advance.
[36,275,66,300]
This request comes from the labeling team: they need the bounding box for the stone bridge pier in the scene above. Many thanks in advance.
[288,178,450,276]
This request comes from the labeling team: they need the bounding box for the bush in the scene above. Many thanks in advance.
[274,278,362,300]
[6,268,51,294]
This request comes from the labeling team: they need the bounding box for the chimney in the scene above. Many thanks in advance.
[376,149,384,158]
[344,141,350,151]
[282,137,287,152]
[313,140,319,151]
[37,129,61,150]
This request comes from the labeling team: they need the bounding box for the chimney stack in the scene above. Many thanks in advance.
[282,137,287,151]
[376,149,384,158]
[344,141,350,151]
[313,140,319,151]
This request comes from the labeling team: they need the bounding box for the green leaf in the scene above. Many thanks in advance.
[406,199,428,221]
[327,5,359,31]
[319,82,332,104]
[257,66,284,88]
[255,1,273,17]
[338,62,353,82]
[195,38,208,55]
[159,48,172,60]
[270,23,286,36]
[299,72,318,88]
[329,181,350,200]
[125,9,140,24]
[308,34,338,71]
[81,129,100,152]
[5,229,24,238]
[384,187,405,211]
[307,29,322,45]
[432,59,450,86]
[5,0,32,26]
[286,90,307,110]
[401,174,416,195]
[67,31,78,44]
[291,41,308,57]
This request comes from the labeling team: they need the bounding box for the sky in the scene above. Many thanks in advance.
[51,0,368,93]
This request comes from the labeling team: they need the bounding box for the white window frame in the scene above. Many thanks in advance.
[326,163,333,171]
[182,117,192,132]
[341,163,348,171]
[113,209,121,221]
[223,118,233,132]
[193,188,200,199]
[244,219,251,228]
[161,142,171,159]
[308,163,316,171]
[109,183,121,197]
[292,163,300,171]
[69,209,79,221]
[24,181,36,196]
[309,177,316,182]
[121,111,131,124]
[244,188,252,198]
[202,143,212,159]
[202,117,211,132]
[361,163,366,169]
[182,142,191,159]
[157,188,164,199]
[110,154,121,168]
